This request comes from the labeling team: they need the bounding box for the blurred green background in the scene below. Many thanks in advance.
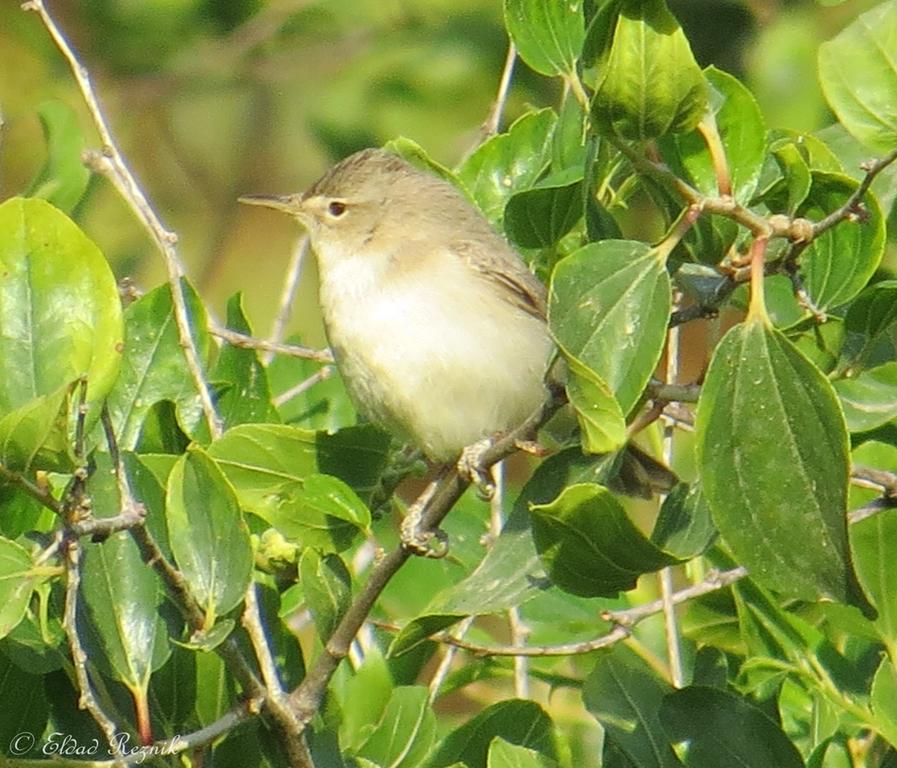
[0,0,880,342]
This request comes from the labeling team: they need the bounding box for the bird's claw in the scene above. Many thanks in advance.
[400,512,449,558]
[458,437,497,500]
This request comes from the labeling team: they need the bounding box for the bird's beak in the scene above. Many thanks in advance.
[238,194,302,216]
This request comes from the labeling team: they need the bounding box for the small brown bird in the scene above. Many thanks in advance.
[242,149,555,462]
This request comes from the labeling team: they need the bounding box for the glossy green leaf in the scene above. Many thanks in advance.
[504,0,585,77]
[659,686,804,768]
[212,294,279,428]
[797,172,884,312]
[651,482,717,560]
[583,645,680,768]
[0,384,72,472]
[166,447,253,626]
[427,699,557,768]
[457,109,557,224]
[338,646,396,751]
[390,448,621,656]
[299,549,351,641]
[531,483,678,597]
[818,1,897,152]
[26,100,91,213]
[0,651,48,750]
[834,362,897,432]
[695,317,864,606]
[549,240,671,415]
[488,739,558,768]
[591,0,708,139]
[503,170,583,249]
[103,281,213,450]
[0,537,38,640]
[850,508,897,654]
[81,530,169,694]
[872,658,897,748]
[842,279,897,370]
[208,423,390,508]
[195,648,234,726]
[665,67,766,203]
[357,686,437,768]
[82,459,169,701]
[565,359,626,454]
[0,197,122,417]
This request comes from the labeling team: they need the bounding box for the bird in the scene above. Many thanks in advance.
[241,148,556,552]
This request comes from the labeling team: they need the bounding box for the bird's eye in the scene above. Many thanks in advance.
[328,201,347,217]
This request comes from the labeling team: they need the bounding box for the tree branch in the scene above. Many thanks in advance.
[289,389,566,725]
[23,0,222,440]
[212,325,333,363]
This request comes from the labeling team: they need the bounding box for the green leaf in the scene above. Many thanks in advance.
[0,537,39,640]
[390,448,622,657]
[208,423,390,506]
[872,658,897,748]
[103,280,213,450]
[338,645,395,751]
[659,686,804,768]
[695,317,865,606]
[81,530,169,694]
[651,482,717,560]
[591,0,708,140]
[26,100,91,213]
[0,197,122,416]
[564,360,626,454]
[488,739,558,768]
[842,279,897,369]
[427,700,557,768]
[549,240,671,415]
[797,172,884,312]
[834,362,897,432]
[0,384,73,472]
[504,0,585,77]
[0,651,48,750]
[208,423,378,551]
[166,447,253,626]
[664,67,766,203]
[457,109,557,225]
[818,1,897,152]
[212,294,279,428]
[583,645,681,768]
[299,549,351,641]
[850,508,897,655]
[503,170,584,249]
[357,686,437,768]
[531,483,678,598]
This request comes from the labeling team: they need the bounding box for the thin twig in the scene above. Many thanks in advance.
[813,147,897,237]
[428,616,475,704]
[273,365,334,408]
[647,380,701,403]
[425,567,748,658]
[289,388,567,725]
[62,537,125,762]
[851,466,897,498]
[0,464,63,514]
[483,41,517,137]
[658,289,684,688]
[241,584,314,768]
[212,325,333,363]
[22,0,222,440]
[263,234,311,365]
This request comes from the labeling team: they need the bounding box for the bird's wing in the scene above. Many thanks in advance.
[450,239,547,321]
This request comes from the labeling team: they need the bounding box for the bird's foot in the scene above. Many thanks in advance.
[458,436,497,500]
[400,475,450,558]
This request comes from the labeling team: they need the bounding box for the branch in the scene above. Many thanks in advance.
[241,584,314,768]
[0,464,63,515]
[813,147,897,237]
[263,234,311,365]
[212,325,333,363]
[482,41,517,137]
[62,536,125,762]
[289,389,566,725]
[23,0,222,440]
